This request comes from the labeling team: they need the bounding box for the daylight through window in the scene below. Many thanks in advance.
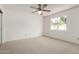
[50,16,67,31]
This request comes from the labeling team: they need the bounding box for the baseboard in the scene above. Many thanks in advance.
[43,35,79,46]
[3,35,43,44]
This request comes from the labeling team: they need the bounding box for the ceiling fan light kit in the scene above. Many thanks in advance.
[30,4,51,15]
[38,11,42,15]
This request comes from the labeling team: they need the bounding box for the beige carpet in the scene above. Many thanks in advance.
[0,36,79,54]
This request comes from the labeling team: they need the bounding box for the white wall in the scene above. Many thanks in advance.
[0,13,1,44]
[43,6,79,44]
[3,6,43,43]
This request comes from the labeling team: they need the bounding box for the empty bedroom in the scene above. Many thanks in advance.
[0,4,79,54]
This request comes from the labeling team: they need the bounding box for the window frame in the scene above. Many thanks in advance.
[50,16,67,31]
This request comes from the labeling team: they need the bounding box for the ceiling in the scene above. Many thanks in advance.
[3,4,78,16]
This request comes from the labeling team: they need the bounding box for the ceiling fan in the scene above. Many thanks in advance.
[30,4,51,15]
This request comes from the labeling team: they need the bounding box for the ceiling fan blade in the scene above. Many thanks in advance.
[43,10,51,12]
[32,10,38,13]
[43,4,47,8]
[30,6,38,9]
[38,4,41,6]
[38,4,42,10]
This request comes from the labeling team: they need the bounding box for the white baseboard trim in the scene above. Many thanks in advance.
[3,35,43,43]
[43,35,79,46]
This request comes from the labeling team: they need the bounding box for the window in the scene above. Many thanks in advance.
[50,16,67,31]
